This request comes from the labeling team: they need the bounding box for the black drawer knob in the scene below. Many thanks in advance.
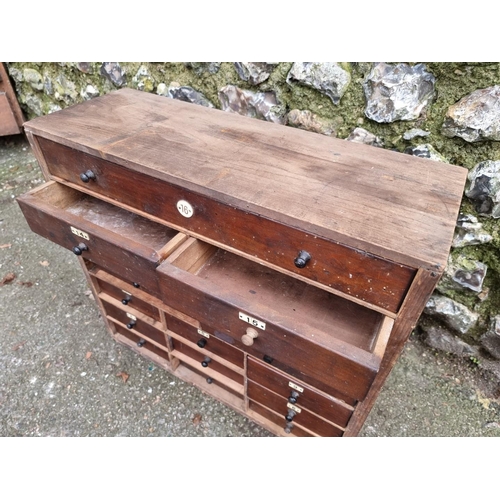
[122,297,131,305]
[288,391,300,404]
[72,242,88,255]
[284,422,294,434]
[285,409,296,422]
[197,338,207,348]
[127,320,136,329]
[263,355,274,364]
[133,282,140,288]
[201,356,211,368]
[137,338,146,347]
[80,170,96,183]
[206,377,213,384]
[294,250,311,269]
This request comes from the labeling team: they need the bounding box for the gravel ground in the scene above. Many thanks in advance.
[1,134,500,437]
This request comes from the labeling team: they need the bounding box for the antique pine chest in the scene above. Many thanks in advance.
[17,88,467,436]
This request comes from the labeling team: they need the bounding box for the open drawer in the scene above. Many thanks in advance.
[17,181,188,298]
[157,238,394,401]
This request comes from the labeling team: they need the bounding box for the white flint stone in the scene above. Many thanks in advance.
[287,62,350,105]
[442,86,500,142]
[424,295,478,334]
[363,62,435,123]
[452,214,493,247]
[218,85,285,124]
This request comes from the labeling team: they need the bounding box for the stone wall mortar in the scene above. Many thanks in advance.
[6,61,500,379]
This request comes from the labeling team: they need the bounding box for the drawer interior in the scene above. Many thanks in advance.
[32,181,180,253]
[166,238,392,354]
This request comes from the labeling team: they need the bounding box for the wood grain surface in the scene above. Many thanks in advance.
[24,88,467,270]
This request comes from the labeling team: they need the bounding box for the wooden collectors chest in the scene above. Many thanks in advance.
[17,88,467,436]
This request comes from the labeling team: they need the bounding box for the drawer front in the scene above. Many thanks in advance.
[248,401,315,437]
[17,183,168,298]
[171,338,244,385]
[95,276,161,322]
[113,323,170,362]
[165,313,244,368]
[158,264,379,401]
[248,381,343,437]
[101,299,168,348]
[37,137,415,313]
[248,358,353,428]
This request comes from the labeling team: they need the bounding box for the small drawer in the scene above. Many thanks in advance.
[92,270,161,322]
[17,181,187,298]
[248,358,353,428]
[100,295,168,348]
[35,137,415,313]
[248,380,343,437]
[171,338,244,386]
[165,313,244,369]
[248,401,315,437]
[113,323,170,363]
[157,238,394,401]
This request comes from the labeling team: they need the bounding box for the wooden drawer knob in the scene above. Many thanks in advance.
[80,170,96,183]
[294,250,311,268]
[241,327,259,346]
[72,242,88,255]
[288,391,300,404]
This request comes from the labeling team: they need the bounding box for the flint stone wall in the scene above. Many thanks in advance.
[6,61,500,379]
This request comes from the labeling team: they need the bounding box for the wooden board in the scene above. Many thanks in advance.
[23,88,467,271]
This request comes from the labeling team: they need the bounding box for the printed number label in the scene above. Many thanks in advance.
[197,329,210,339]
[239,312,266,330]
[288,382,304,393]
[177,200,194,218]
[287,402,301,413]
[70,226,89,240]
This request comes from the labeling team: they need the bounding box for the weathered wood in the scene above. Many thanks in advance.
[157,258,383,401]
[24,88,467,271]
[247,380,344,437]
[18,88,467,437]
[247,357,353,428]
[0,63,24,135]
[35,137,416,313]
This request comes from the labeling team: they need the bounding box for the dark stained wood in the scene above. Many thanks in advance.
[157,258,382,401]
[171,338,244,385]
[18,88,468,437]
[16,181,181,298]
[248,401,315,437]
[113,323,170,363]
[35,137,416,313]
[247,380,343,437]
[165,313,244,368]
[247,357,353,428]
[93,275,161,321]
[100,295,168,348]
[24,88,467,271]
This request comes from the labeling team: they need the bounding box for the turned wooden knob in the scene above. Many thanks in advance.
[80,170,96,183]
[241,327,259,346]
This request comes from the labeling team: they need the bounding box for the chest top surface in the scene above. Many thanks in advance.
[24,88,467,270]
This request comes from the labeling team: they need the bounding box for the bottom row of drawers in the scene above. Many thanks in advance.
[90,265,354,437]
